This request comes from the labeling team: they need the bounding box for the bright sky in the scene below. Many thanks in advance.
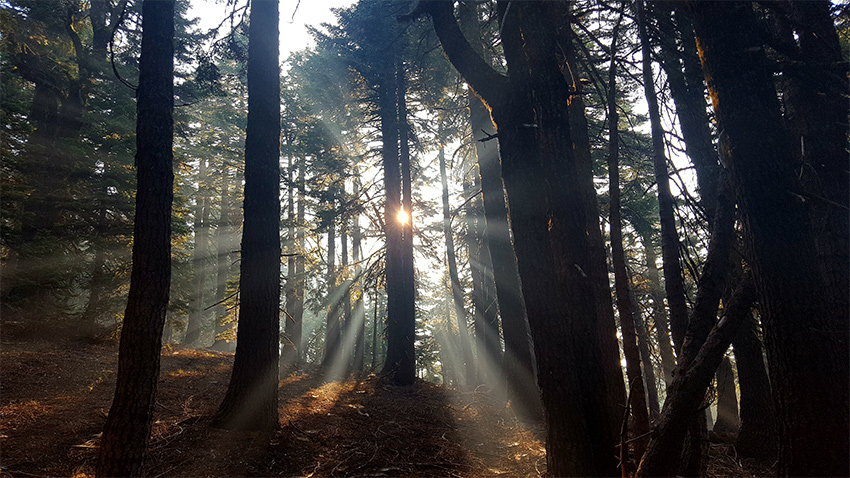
[189,0,355,62]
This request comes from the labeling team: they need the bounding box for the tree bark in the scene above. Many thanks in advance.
[96,1,173,474]
[212,0,280,431]
[382,62,416,385]
[692,3,848,475]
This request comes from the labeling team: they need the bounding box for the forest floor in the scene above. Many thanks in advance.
[1,334,771,477]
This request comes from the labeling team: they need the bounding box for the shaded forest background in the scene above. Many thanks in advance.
[1,0,848,476]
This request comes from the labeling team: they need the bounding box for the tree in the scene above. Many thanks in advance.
[213,0,281,431]
[96,0,174,475]
[415,2,626,474]
[690,3,848,475]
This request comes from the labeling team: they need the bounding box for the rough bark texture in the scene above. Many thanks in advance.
[637,0,689,354]
[95,1,173,474]
[212,0,280,432]
[691,3,849,475]
[732,312,777,458]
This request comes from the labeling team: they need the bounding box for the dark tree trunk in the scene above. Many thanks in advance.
[638,230,676,385]
[379,66,408,384]
[632,290,661,417]
[458,2,538,419]
[691,3,848,475]
[637,0,689,354]
[606,19,650,458]
[712,356,739,440]
[95,1,173,475]
[212,0,280,431]
[732,313,777,459]
[655,4,719,221]
[341,226,352,371]
[422,2,625,473]
[556,8,629,435]
[438,145,475,386]
[636,276,756,478]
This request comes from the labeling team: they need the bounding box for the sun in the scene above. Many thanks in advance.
[397,208,409,225]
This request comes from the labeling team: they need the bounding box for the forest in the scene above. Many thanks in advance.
[0,0,847,476]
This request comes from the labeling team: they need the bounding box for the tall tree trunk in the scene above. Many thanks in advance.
[606,17,650,458]
[212,0,280,431]
[293,158,306,365]
[639,229,676,385]
[322,219,341,371]
[464,174,499,387]
[382,62,416,385]
[692,4,848,474]
[95,1,173,474]
[732,313,777,458]
[438,145,475,386]
[282,156,298,372]
[212,171,234,351]
[637,0,689,354]
[712,355,739,440]
[655,4,719,221]
[378,65,408,384]
[458,0,539,420]
[423,2,625,473]
[185,158,209,345]
[341,225,352,371]
[632,288,660,417]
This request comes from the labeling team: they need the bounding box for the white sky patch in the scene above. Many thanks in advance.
[188,0,355,62]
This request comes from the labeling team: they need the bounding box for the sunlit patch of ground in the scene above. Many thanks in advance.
[1,334,770,477]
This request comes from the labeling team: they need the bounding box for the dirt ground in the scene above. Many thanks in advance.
[0,335,770,477]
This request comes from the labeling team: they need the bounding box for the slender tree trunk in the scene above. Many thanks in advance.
[212,0,280,431]
[632,289,660,417]
[606,19,650,458]
[640,230,676,385]
[212,171,234,350]
[282,156,298,372]
[637,0,689,354]
[732,312,777,458]
[96,1,173,474]
[322,220,341,370]
[352,188,366,374]
[185,158,209,345]
[438,146,475,386]
[464,174,500,387]
[293,158,306,365]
